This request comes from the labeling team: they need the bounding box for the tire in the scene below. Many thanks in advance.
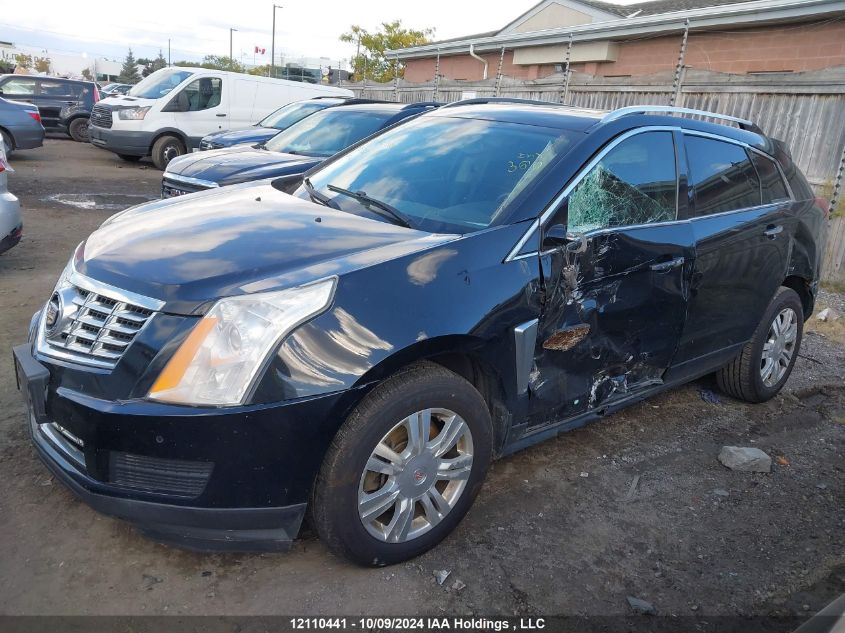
[151,135,185,170]
[1,129,13,155]
[117,154,142,162]
[68,117,90,143]
[312,361,493,566]
[716,286,804,403]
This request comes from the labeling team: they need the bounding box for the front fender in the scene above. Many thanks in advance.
[250,223,543,406]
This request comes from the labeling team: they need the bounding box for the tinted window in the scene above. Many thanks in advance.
[686,136,761,216]
[39,80,74,97]
[299,115,579,233]
[1,77,36,96]
[265,108,391,157]
[259,101,331,130]
[169,77,222,112]
[750,152,789,203]
[566,131,678,233]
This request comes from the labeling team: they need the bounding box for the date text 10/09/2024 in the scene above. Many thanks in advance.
[290,618,547,630]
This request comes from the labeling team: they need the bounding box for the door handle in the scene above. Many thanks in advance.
[216,113,227,117]
[650,256,685,272]
[764,225,783,239]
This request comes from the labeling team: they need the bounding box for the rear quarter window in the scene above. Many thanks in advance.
[750,152,790,203]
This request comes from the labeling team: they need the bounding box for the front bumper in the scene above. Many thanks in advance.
[12,342,358,552]
[89,126,153,157]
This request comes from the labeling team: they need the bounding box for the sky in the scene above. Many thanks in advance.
[0,0,645,67]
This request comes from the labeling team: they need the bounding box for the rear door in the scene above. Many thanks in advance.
[670,133,792,372]
[528,129,695,426]
[35,79,79,129]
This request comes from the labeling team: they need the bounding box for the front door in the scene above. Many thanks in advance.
[167,76,228,148]
[527,129,694,426]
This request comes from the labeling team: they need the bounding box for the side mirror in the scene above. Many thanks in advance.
[542,224,588,254]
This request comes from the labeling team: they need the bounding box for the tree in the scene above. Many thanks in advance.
[139,51,168,77]
[174,55,245,73]
[14,53,32,71]
[81,68,92,80]
[340,20,434,82]
[33,56,51,73]
[118,48,141,84]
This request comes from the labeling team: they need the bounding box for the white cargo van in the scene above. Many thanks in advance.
[88,67,353,169]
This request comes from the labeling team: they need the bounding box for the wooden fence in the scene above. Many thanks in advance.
[344,67,845,283]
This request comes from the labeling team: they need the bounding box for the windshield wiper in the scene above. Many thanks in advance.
[326,185,412,228]
[303,178,338,209]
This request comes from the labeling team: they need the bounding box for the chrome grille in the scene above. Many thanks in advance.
[37,269,163,370]
[90,104,113,129]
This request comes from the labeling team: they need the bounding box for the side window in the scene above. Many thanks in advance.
[566,131,678,233]
[750,152,790,203]
[686,136,761,216]
[39,80,73,98]
[0,77,36,96]
[169,77,223,112]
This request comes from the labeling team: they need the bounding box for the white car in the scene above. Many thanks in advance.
[0,143,22,254]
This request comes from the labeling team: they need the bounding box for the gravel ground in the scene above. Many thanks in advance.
[0,139,843,625]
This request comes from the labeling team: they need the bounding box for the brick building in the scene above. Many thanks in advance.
[392,0,845,81]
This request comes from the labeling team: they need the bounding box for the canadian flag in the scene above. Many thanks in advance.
[254,46,266,55]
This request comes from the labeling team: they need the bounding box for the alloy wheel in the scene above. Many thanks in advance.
[358,408,474,543]
[760,307,798,387]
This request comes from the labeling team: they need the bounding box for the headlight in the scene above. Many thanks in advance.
[148,278,337,406]
[118,106,151,120]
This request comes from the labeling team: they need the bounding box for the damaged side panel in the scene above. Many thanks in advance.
[526,222,695,428]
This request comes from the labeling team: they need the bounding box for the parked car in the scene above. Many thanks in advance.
[162,102,439,197]
[198,96,374,150]
[13,101,826,565]
[0,96,45,153]
[0,75,99,142]
[0,143,22,254]
[88,66,353,169]
[100,83,132,97]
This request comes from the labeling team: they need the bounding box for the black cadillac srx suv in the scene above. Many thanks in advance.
[13,101,827,565]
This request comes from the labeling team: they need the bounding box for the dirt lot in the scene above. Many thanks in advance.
[1,139,844,622]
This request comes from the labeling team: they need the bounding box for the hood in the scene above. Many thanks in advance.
[98,95,155,107]
[165,146,320,186]
[77,182,447,313]
[203,127,278,147]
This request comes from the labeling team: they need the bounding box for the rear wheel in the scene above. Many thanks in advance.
[151,135,185,170]
[68,117,90,142]
[117,154,142,163]
[716,286,804,403]
[312,362,492,566]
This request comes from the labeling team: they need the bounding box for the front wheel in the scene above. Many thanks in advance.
[151,135,185,170]
[312,362,492,566]
[68,117,90,142]
[716,286,804,402]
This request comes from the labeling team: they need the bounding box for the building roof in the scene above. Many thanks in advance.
[389,0,845,57]
[572,0,763,17]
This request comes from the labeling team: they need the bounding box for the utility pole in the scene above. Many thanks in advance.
[355,35,361,81]
[271,5,283,79]
[229,28,238,63]
[167,39,171,66]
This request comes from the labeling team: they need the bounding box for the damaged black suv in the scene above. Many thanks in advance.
[13,100,826,565]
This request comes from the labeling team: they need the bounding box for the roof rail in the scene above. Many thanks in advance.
[401,101,443,109]
[602,106,763,134]
[441,97,570,109]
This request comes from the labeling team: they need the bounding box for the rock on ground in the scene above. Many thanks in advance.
[718,446,772,473]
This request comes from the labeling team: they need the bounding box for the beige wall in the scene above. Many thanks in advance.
[402,22,845,81]
[511,4,594,34]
